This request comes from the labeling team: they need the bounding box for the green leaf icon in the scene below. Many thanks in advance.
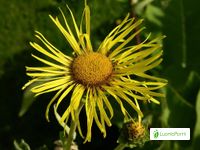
[153,130,159,139]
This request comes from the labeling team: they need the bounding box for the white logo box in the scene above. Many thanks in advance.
[150,128,190,140]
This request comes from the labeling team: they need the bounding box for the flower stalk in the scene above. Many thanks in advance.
[64,120,77,150]
[114,143,127,150]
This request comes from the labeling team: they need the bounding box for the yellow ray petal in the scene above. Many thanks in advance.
[149,96,160,104]
[93,89,106,136]
[22,78,38,90]
[35,82,71,96]
[110,27,145,55]
[27,72,62,77]
[115,81,165,97]
[84,34,93,52]
[104,87,126,116]
[58,8,79,41]
[30,42,68,66]
[96,97,112,127]
[56,83,75,108]
[109,83,147,101]
[45,85,67,121]
[84,88,95,142]
[97,14,131,53]
[116,45,161,64]
[70,85,85,120]
[108,33,151,59]
[75,102,84,138]
[53,105,76,139]
[70,85,85,110]
[26,66,66,73]
[135,72,168,82]
[66,4,80,39]
[108,20,143,51]
[85,5,90,36]
[112,87,143,117]
[31,54,67,70]
[49,15,81,55]
[93,104,106,135]
[97,88,114,118]
[60,106,71,123]
[31,78,71,93]
[115,58,163,75]
[35,31,73,61]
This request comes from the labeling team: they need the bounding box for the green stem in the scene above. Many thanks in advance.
[180,0,187,68]
[114,143,127,150]
[64,119,77,150]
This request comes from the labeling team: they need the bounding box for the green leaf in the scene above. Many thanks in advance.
[164,68,200,105]
[145,4,164,26]
[164,65,189,90]
[166,71,200,133]
[163,71,200,149]
[14,139,31,150]
[134,0,154,15]
[0,0,61,77]
[193,89,200,149]
[162,0,200,73]
[166,86,195,147]
[18,86,36,117]
[167,86,195,126]
[182,71,200,105]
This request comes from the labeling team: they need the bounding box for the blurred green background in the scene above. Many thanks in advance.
[0,0,200,149]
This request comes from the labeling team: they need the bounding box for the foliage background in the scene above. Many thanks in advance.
[0,0,200,149]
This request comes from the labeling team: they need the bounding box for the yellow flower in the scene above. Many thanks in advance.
[23,2,167,142]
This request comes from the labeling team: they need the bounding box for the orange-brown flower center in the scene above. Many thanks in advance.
[72,52,113,85]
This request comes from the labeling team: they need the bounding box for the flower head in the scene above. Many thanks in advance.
[118,120,149,148]
[23,2,167,142]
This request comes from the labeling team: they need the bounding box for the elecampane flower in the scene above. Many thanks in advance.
[23,3,167,142]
